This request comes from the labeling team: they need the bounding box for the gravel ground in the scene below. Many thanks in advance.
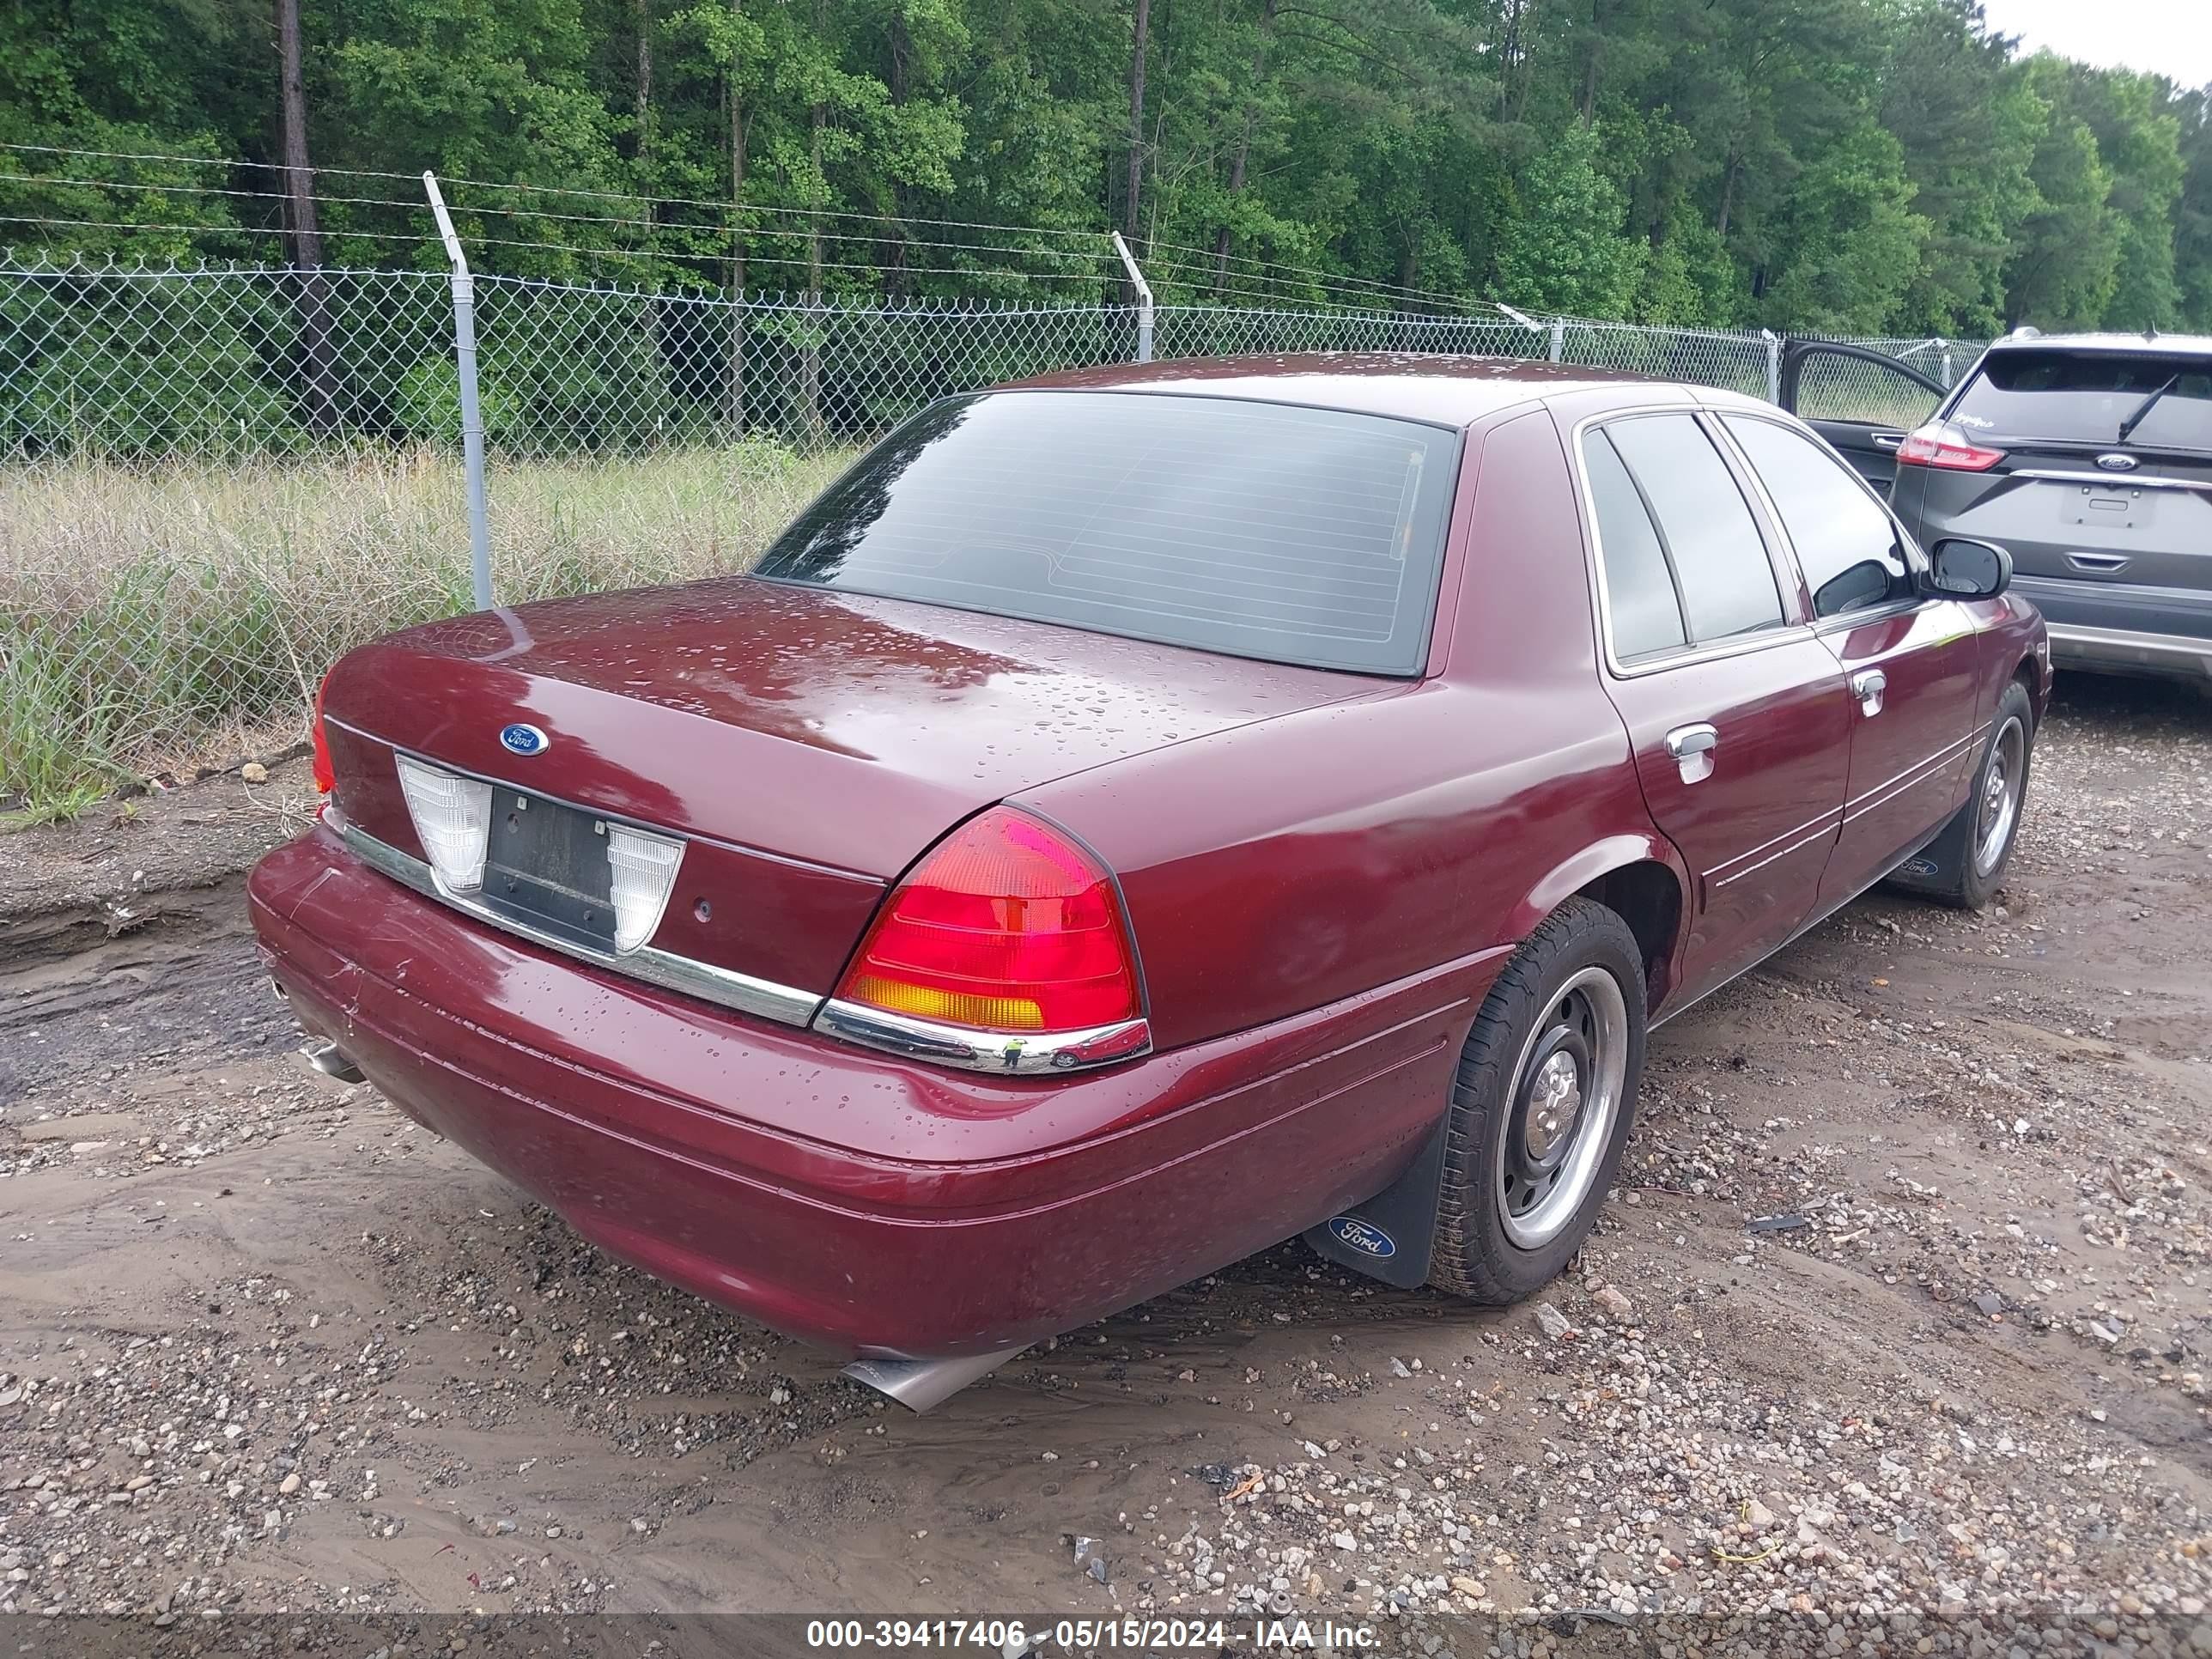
[2,673,2209,1651]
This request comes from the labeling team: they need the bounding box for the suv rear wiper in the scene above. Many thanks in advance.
[2116,373,2179,443]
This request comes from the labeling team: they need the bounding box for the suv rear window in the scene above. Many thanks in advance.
[1950,349,2212,451]
[752,390,1461,676]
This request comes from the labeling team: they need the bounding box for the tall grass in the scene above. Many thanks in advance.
[0,442,852,814]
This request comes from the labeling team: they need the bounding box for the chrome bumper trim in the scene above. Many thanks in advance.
[814,999,1152,1075]
[2009,467,2212,495]
[2045,623,2212,678]
[339,822,822,1027]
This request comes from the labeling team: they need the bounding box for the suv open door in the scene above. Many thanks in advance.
[1778,340,1948,492]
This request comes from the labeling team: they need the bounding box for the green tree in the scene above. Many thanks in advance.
[0,0,2203,338]
[1494,123,1642,315]
[2002,58,2121,329]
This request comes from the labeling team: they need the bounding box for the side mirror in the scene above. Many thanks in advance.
[1926,538,2012,600]
[1814,558,1900,617]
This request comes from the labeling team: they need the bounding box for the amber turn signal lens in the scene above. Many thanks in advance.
[837,806,1140,1035]
[310,667,337,797]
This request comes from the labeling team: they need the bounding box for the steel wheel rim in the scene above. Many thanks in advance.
[1974,716,2026,878]
[1496,965,1628,1250]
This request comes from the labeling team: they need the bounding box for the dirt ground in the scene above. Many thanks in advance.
[3,674,2211,1647]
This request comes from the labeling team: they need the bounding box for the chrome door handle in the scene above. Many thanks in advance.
[1851,669,1887,716]
[1664,722,1719,783]
[1870,432,1905,451]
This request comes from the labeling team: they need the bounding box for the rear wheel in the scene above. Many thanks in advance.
[1427,899,1646,1304]
[1887,681,2034,911]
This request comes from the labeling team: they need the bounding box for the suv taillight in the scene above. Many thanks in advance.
[1895,422,2005,471]
[836,806,1142,1036]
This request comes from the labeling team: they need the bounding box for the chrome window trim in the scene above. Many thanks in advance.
[2007,467,2212,495]
[337,818,823,1028]
[814,1000,1153,1076]
[1566,404,1814,680]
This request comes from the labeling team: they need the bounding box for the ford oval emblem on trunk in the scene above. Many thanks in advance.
[2095,453,2137,471]
[1327,1215,1397,1258]
[499,723,550,757]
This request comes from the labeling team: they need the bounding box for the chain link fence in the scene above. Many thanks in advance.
[0,252,1991,812]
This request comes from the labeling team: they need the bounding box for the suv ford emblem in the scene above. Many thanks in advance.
[2095,453,2138,472]
[1327,1216,1397,1259]
[499,723,550,757]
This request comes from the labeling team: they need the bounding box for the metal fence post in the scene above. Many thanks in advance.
[1759,329,1780,404]
[1939,338,1954,388]
[1494,303,1549,360]
[1111,232,1153,363]
[1547,320,1565,363]
[422,171,493,612]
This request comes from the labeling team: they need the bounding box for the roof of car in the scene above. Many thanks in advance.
[1986,331,2212,357]
[1005,352,1668,427]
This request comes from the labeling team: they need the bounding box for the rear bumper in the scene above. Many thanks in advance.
[2045,623,2212,682]
[248,827,1486,1358]
[2013,575,2212,683]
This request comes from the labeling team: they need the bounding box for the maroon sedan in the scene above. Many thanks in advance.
[250,356,2049,1408]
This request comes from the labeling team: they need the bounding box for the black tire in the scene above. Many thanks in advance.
[1885,680,2034,911]
[1427,897,1647,1304]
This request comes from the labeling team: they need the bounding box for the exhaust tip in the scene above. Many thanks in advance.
[840,1344,1025,1413]
[299,1038,367,1084]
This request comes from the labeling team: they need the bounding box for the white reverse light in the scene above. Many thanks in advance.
[394,755,493,894]
[606,823,684,955]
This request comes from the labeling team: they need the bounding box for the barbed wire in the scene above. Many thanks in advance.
[0,173,435,216]
[441,201,1111,266]
[1139,239,1504,314]
[0,212,434,246]
[448,232,1111,285]
[0,141,433,186]
[0,143,1501,316]
[439,173,1114,244]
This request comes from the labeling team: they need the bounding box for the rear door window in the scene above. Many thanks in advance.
[1723,416,1915,617]
[1601,415,1786,642]
[1583,429,1687,659]
[1950,349,2212,451]
[753,390,1462,676]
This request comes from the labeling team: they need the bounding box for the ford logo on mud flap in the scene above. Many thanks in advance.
[1327,1216,1397,1259]
[499,723,550,757]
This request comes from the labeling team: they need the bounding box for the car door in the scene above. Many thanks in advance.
[1716,412,1984,910]
[1778,341,1948,492]
[1576,410,1855,1010]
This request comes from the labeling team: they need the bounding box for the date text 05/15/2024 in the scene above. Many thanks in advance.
[803,1619,1383,1652]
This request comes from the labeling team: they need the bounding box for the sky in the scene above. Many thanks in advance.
[1977,0,2212,89]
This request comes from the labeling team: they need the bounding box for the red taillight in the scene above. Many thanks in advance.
[836,806,1141,1034]
[1895,422,2004,472]
[310,669,336,796]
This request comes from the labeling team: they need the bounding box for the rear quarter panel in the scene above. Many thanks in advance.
[1019,408,1667,1053]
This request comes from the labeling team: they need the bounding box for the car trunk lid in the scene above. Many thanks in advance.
[321,577,1378,1000]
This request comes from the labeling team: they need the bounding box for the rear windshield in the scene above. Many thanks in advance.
[752,390,1461,676]
[1950,349,2212,451]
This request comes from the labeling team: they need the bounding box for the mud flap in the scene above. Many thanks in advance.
[1300,1115,1448,1289]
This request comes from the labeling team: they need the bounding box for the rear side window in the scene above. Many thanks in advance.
[1723,416,1913,618]
[1601,415,1785,642]
[1583,430,1686,659]
[1951,349,2212,450]
[753,391,1461,676]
